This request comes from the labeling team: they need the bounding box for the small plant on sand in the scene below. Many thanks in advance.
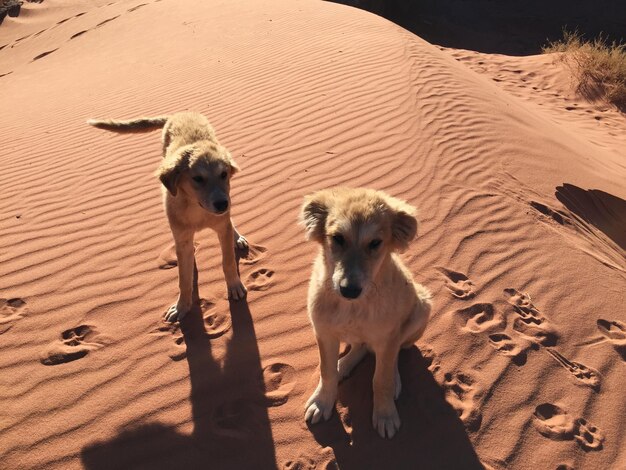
[543,29,626,110]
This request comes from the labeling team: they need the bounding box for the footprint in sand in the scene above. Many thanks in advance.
[0,297,28,333]
[246,268,274,291]
[574,418,605,451]
[545,349,601,390]
[153,321,186,361]
[282,454,338,470]
[443,372,482,431]
[512,317,558,347]
[40,325,104,365]
[262,362,296,407]
[239,244,268,265]
[437,267,476,299]
[201,298,231,339]
[596,319,626,360]
[533,403,576,440]
[533,403,604,451]
[488,333,529,365]
[454,303,504,334]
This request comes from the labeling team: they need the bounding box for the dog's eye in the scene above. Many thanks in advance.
[220,171,228,179]
[332,234,345,246]
[369,239,382,250]
[192,175,204,184]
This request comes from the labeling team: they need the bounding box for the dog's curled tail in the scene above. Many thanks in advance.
[87,116,169,133]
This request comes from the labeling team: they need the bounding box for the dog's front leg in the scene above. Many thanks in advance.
[372,344,401,438]
[217,220,247,300]
[164,231,195,323]
[305,334,339,424]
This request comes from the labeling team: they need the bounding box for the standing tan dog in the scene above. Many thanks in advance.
[89,112,247,322]
[300,187,432,439]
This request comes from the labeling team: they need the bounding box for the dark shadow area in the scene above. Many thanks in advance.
[330,0,626,55]
[308,347,485,470]
[556,183,626,250]
[82,260,278,470]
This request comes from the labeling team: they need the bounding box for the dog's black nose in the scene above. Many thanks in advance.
[340,284,362,299]
[213,199,229,213]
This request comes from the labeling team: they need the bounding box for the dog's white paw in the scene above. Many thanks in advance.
[373,404,401,439]
[164,302,191,323]
[228,279,247,300]
[304,389,336,424]
[235,234,249,251]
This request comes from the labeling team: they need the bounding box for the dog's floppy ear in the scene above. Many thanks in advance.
[225,151,240,175]
[300,191,331,242]
[389,199,418,252]
[156,148,192,196]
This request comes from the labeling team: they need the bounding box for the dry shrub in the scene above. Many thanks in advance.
[543,30,626,110]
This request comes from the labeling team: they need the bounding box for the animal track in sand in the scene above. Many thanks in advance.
[153,321,186,361]
[512,316,558,347]
[282,454,338,470]
[596,319,626,360]
[262,362,296,406]
[574,418,605,450]
[0,298,28,333]
[437,267,476,299]
[546,349,601,390]
[443,372,482,431]
[239,243,267,265]
[533,403,576,440]
[488,333,528,365]
[40,325,104,365]
[454,303,504,333]
[246,268,274,291]
[533,403,604,451]
[201,298,231,339]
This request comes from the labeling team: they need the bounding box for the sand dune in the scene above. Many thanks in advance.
[0,1,624,469]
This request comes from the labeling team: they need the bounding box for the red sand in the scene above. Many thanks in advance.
[1,1,624,469]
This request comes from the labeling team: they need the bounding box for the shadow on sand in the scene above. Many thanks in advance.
[307,347,485,470]
[81,260,277,470]
[556,183,626,251]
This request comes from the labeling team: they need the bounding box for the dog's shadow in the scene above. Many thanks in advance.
[81,261,277,470]
[308,347,485,470]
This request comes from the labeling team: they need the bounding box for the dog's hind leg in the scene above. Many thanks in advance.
[338,343,367,381]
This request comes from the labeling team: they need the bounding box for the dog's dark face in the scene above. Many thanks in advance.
[301,188,418,300]
[157,142,239,215]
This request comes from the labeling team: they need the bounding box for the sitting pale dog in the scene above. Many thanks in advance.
[300,187,432,439]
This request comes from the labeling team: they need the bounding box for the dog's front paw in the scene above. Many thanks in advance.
[234,233,249,251]
[227,279,247,300]
[164,302,191,323]
[304,389,336,424]
[373,403,401,439]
